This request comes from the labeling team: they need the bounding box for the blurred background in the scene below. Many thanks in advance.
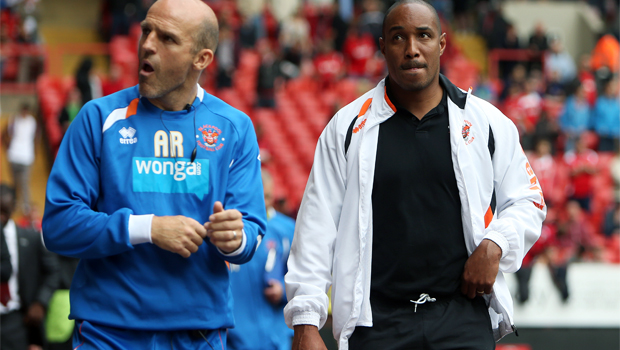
[0,0,618,349]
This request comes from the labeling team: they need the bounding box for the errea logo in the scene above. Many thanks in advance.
[119,127,138,144]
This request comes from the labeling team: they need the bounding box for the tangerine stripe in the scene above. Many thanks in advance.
[384,86,397,112]
[358,98,372,118]
[125,98,139,118]
[484,205,493,228]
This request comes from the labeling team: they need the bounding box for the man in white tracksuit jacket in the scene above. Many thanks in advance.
[284,1,546,349]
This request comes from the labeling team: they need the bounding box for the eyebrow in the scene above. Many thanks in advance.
[388,25,435,33]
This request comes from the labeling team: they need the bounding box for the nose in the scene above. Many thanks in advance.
[140,31,156,55]
[404,37,420,59]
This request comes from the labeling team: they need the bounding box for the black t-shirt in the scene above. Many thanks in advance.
[370,79,468,303]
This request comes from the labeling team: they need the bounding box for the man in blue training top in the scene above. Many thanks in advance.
[228,169,295,350]
[42,0,266,349]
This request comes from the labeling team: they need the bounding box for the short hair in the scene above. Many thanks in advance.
[382,0,442,37]
[192,18,219,54]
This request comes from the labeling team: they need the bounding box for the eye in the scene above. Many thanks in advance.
[420,33,431,38]
[393,34,404,41]
[142,27,151,36]
[163,35,175,43]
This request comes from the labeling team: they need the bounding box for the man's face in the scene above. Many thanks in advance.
[138,1,198,100]
[380,3,445,92]
[0,194,14,227]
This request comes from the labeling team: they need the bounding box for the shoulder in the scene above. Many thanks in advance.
[79,86,141,130]
[202,93,253,131]
[328,87,377,133]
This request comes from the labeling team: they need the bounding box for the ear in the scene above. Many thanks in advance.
[379,36,385,57]
[439,33,447,56]
[193,48,214,71]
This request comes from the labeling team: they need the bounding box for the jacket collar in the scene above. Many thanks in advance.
[370,74,467,127]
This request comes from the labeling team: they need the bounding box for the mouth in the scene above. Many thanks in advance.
[401,62,426,71]
[140,61,155,76]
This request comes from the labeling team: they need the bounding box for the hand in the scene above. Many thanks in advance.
[461,239,502,299]
[24,302,45,326]
[151,216,207,258]
[292,325,327,350]
[204,201,244,254]
[264,279,284,305]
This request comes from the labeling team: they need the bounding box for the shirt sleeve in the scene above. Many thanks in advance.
[284,116,344,329]
[42,102,136,259]
[484,110,547,273]
[216,117,267,264]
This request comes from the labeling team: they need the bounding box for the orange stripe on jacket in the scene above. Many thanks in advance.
[484,206,493,228]
[384,86,397,112]
[358,98,372,118]
[125,98,139,118]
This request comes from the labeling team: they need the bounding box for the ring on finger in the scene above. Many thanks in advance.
[477,290,485,294]
[233,231,237,240]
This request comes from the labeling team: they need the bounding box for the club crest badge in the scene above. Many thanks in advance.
[198,124,225,151]
[462,120,475,145]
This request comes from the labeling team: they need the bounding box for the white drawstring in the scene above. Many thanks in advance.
[410,293,436,312]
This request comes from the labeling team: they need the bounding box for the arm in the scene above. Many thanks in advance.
[485,112,546,274]
[206,118,266,264]
[462,112,546,297]
[42,103,137,258]
[284,116,345,332]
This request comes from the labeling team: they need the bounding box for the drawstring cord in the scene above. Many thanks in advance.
[410,293,436,312]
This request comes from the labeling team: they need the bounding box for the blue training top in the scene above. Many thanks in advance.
[228,210,295,350]
[42,85,267,331]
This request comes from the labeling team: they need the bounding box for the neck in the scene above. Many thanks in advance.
[389,77,443,119]
[149,83,198,111]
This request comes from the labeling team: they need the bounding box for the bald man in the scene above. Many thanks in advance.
[42,0,267,348]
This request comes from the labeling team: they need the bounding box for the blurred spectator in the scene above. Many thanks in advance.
[577,54,598,106]
[559,83,591,152]
[101,63,124,96]
[533,111,560,153]
[517,74,543,149]
[549,200,599,301]
[590,34,619,76]
[479,2,508,50]
[544,36,577,87]
[215,25,239,88]
[603,202,620,238]
[75,57,102,106]
[612,149,620,202]
[238,13,262,49]
[528,22,548,53]
[500,63,526,102]
[530,139,565,207]
[591,77,620,152]
[328,3,349,52]
[342,22,376,78]
[256,41,285,108]
[2,103,36,214]
[0,183,60,350]
[279,8,311,67]
[564,136,599,211]
[358,0,384,49]
[313,38,344,89]
[527,22,548,72]
[228,170,295,350]
[515,214,556,304]
[58,87,82,134]
[499,23,520,80]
